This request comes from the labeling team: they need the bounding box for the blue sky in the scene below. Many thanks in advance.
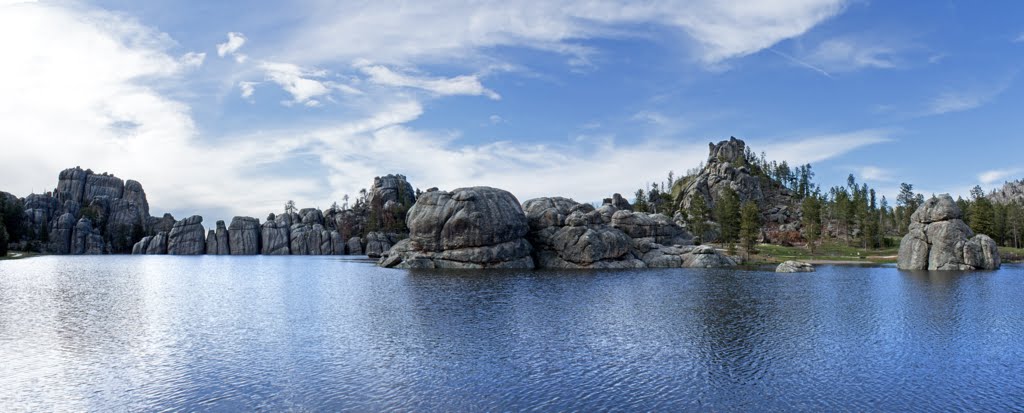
[1,0,1022,223]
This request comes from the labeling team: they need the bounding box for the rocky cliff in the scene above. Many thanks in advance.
[897,194,1000,271]
[674,137,799,239]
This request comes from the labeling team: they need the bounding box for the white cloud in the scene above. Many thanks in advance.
[238,81,257,99]
[283,0,848,67]
[216,31,246,57]
[357,63,500,100]
[259,61,332,106]
[180,51,206,68]
[855,166,895,182]
[925,83,1009,115]
[802,38,900,72]
[979,168,1023,186]
[0,4,323,222]
[758,129,891,165]
[488,115,504,124]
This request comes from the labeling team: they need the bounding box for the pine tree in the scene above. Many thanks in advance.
[801,196,822,253]
[714,187,741,253]
[740,201,761,255]
[0,220,7,256]
[687,193,711,244]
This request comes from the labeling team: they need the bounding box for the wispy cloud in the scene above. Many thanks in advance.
[1014,32,1024,43]
[356,62,500,100]
[216,32,247,62]
[282,0,849,68]
[979,168,1023,186]
[758,129,892,165]
[925,82,1010,115]
[855,166,895,182]
[799,37,905,73]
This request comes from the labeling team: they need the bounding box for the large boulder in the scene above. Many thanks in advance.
[260,216,290,255]
[897,194,1000,271]
[228,216,260,255]
[776,260,815,273]
[145,232,168,254]
[56,167,89,203]
[205,220,230,255]
[365,231,392,258]
[84,174,124,201]
[347,236,363,255]
[167,215,205,255]
[379,187,534,269]
[642,245,737,268]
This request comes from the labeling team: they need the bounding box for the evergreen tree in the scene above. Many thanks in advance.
[634,188,648,213]
[896,183,919,234]
[686,193,711,244]
[285,200,296,215]
[801,196,822,253]
[971,197,995,236]
[740,201,761,255]
[714,187,741,253]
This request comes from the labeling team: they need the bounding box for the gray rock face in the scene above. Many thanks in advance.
[776,260,815,273]
[602,193,632,211]
[215,221,230,255]
[84,174,124,201]
[370,174,416,208]
[676,137,795,224]
[149,213,176,235]
[347,236,363,255]
[522,197,644,269]
[228,216,260,255]
[523,197,732,269]
[167,215,205,255]
[56,167,89,203]
[897,194,1001,271]
[123,180,150,222]
[380,187,534,269]
[290,223,325,255]
[48,213,76,254]
[260,217,291,255]
[642,245,737,268]
[145,232,168,255]
[330,231,345,255]
[300,208,324,226]
[71,218,104,255]
[205,230,217,254]
[132,236,151,254]
[989,179,1024,205]
[365,231,392,258]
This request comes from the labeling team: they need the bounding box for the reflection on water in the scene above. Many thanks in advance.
[1,257,1023,411]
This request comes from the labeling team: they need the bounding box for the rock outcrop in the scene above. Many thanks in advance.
[675,137,798,238]
[897,194,1000,271]
[48,213,76,254]
[516,196,729,270]
[228,216,260,255]
[71,218,104,255]
[347,236,363,255]
[205,220,230,255]
[379,187,535,269]
[602,193,632,211]
[260,216,291,255]
[522,197,643,269]
[167,215,206,255]
[776,260,815,273]
[365,231,393,258]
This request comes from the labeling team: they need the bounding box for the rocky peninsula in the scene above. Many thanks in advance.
[1,137,1010,272]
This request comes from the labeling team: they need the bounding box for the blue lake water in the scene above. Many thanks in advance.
[1,256,1023,411]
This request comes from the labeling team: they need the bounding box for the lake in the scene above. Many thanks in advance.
[1,256,1023,411]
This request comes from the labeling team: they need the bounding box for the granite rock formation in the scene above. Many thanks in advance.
[228,216,260,255]
[379,187,535,269]
[897,194,1000,271]
[167,215,206,255]
[260,214,292,255]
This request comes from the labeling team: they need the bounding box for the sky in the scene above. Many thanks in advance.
[1,0,1023,224]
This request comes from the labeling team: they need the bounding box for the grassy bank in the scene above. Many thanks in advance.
[722,241,899,265]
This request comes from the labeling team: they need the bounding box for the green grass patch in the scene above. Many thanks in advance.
[739,241,899,264]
